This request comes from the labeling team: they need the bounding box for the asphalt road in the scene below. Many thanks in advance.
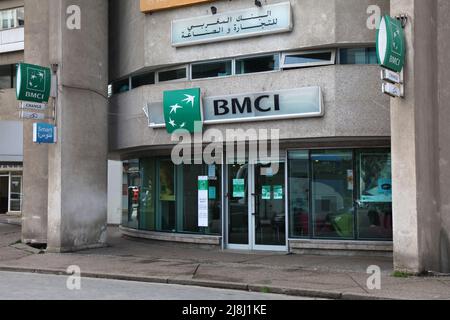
[0,271,314,300]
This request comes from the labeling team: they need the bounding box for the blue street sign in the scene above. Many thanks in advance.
[33,123,57,144]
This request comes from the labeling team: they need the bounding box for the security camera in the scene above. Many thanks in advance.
[211,6,217,15]
[255,0,262,7]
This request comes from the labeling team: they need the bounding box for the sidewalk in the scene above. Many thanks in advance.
[0,222,449,300]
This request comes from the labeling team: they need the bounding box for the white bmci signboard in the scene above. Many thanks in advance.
[145,86,324,128]
[172,2,293,47]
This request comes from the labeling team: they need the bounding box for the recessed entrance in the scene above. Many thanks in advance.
[226,161,287,251]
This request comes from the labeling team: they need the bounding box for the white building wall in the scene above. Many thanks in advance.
[107,160,122,225]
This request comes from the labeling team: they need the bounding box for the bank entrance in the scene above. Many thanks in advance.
[227,161,287,251]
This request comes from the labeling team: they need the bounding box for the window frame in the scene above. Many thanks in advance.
[190,59,233,81]
[281,49,336,69]
[131,71,155,89]
[338,47,378,65]
[0,7,25,31]
[156,65,188,84]
[234,53,282,77]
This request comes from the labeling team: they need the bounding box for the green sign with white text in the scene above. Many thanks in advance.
[16,63,51,103]
[376,15,406,73]
[163,88,202,134]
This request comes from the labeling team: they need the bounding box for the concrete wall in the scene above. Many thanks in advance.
[0,0,23,10]
[391,0,450,273]
[21,0,49,244]
[109,0,390,79]
[107,160,123,225]
[437,0,450,273]
[46,0,109,252]
[109,64,390,151]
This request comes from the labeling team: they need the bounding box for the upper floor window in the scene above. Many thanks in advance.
[131,72,155,89]
[236,54,280,75]
[0,64,17,89]
[0,7,24,31]
[281,50,336,69]
[339,48,377,65]
[111,78,130,95]
[157,66,187,83]
[191,60,232,80]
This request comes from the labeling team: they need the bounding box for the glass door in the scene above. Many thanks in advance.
[252,162,287,251]
[226,161,287,251]
[227,163,250,249]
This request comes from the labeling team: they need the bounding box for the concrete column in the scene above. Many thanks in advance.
[46,0,109,252]
[391,0,449,273]
[21,0,50,244]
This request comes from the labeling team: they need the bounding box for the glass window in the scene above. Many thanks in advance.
[158,67,187,82]
[311,150,354,239]
[123,160,140,229]
[235,55,279,75]
[181,164,222,235]
[131,72,155,89]
[0,65,13,89]
[288,151,310,238]
[9,175,22,212]
[159,160,176,232]
[356,150,392,240]
[140,158,156,231]
[111,78,129,94]
[282,50,335,69]
[192,61,232,79]
[339,48,378,65]
[0,7,24,30]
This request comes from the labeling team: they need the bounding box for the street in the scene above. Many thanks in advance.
[0,271,312,300]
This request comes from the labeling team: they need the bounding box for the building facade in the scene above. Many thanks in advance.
[109,0,394,254]
[5,0,447,274]
[0,1,24,215]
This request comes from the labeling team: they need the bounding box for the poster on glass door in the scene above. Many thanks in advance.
[198,176,209,227]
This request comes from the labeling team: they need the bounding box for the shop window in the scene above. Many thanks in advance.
[356,150,393,240]
[339,48,378,65]
[191,60,232,80]
[288,151,310,238]
[235,54,280,75]
[9,175,22,212]
[140,158,156,231]
[131,72,155,89]
[157,67,187,83]
[122,160,140,229]
[281,50,336,69]
[111,78,130,95]
[181,164,222,234]
[311,150,354,239]
[159,160,176,232]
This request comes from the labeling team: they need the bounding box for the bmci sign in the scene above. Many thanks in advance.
[16,63,51,103]
[33,123,57,144]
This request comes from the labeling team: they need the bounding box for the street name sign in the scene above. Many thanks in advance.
[381,69,403,84]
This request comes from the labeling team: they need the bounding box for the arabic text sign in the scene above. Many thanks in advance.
[20,111,46,120]
[32,123,57,144]
[172,2,292,47]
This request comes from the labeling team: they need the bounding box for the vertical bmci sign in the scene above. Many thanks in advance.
[16,63,51,103]
[376,15,405,73]
[33,123,57,144]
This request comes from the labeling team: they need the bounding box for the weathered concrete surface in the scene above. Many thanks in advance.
[45,0,109,252]
[21,0,50,244]
[1,225,450,300]
[391,0,450,273]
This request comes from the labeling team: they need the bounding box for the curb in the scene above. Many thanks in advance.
[0,266,395,300]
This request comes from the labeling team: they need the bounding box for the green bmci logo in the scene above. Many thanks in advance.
[27,67,46,93]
